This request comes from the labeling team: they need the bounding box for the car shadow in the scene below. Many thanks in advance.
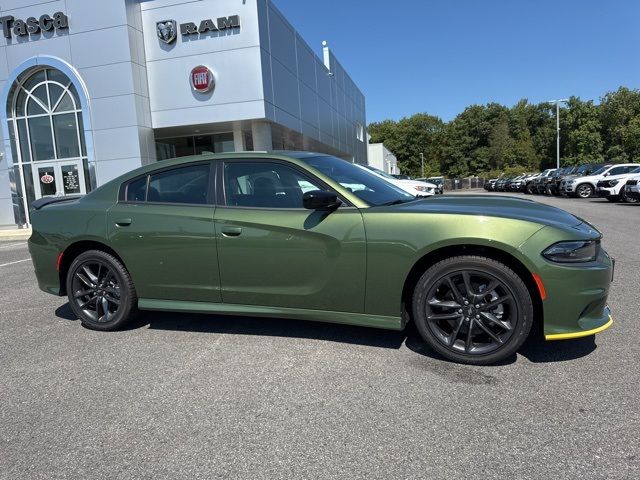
[54,303,598,364]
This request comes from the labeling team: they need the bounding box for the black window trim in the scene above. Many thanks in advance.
[118,161,216,207]
[217,158,353,210]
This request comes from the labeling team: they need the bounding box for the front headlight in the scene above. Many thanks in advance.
[606,180,619,187]
[542,240,600,263]
[414,185,429,192]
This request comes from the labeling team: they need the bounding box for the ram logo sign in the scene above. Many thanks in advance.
[155,15,240,44]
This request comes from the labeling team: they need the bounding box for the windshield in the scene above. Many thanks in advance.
[300,155,415,206]
[590,166,608,176]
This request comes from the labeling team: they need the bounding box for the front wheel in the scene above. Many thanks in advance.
[412,256,533,365]
[66,250,138,331]
[621,189,639,204]
[576,184,594,198]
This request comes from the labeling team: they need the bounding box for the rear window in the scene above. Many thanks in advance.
[126,176,147,202]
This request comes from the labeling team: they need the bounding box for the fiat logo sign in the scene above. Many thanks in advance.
[190,65,214,93]
[40,174,54,184]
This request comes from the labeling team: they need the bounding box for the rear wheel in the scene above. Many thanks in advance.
[576,184,594,198]
[412,256,533,365]
[66,250,138,331]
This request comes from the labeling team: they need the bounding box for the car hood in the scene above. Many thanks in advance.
[387,194,583,228]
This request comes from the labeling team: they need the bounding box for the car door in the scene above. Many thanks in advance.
[107,162,221,303]
[214,159,366,313]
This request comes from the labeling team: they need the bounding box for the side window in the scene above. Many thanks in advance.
[224,162,324,208]
[608,166,625,176]
[148,164,210,204]
[126,176,147,202]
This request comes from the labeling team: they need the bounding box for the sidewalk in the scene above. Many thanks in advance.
[0,227,31,241]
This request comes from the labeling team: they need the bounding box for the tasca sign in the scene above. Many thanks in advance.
[0,12,68,39]
[156,15,240,44]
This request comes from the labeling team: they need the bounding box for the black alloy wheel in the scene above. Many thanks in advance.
[576,184,594,198]
[66,250,138,330]
[413,256,533,365]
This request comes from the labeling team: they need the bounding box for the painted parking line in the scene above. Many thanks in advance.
[0,242,27,249]
[0,258,31,267]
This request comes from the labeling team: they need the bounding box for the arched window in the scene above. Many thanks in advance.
[6,67,89,212]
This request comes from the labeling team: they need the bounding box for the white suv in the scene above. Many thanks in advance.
[564,163,639,198]
[596,165,640,202]
[357,165,437,197]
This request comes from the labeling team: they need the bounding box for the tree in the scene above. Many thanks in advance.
[367,86,640,178]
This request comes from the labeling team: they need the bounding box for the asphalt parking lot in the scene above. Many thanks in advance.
[1,193,638,480]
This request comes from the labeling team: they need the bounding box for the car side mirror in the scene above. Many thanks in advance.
[303,190,340,210]
[603,172,609,177]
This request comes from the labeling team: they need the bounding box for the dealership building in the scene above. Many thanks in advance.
[0,0,367,227]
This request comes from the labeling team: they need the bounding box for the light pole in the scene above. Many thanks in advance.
[419,153,424,178]
[548,99,569,169]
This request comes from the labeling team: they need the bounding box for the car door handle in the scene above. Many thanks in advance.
[115,218,132,227]
[221,226,242,237]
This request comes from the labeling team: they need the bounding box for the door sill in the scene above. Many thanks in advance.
[138,298,402,330]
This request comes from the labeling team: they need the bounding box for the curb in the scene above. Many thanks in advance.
[0,229,31,241]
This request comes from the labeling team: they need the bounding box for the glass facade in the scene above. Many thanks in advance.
[6,67,89,214]
[155,132,235,160]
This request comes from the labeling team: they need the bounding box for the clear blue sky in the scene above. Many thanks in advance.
[273,0,640,123]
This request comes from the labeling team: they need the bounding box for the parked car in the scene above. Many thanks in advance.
[392,174,411,180]
[484,179,498,191]
[545,167,576,195]
[596,165,640,203]
[558,164,605,196]
[562,163,639,198]
[426,176,445,194]
[523,172,542,194]
[624,174,640,201]
[27,151,614,365]
[508,174,533,192]
[358,165,437,197]
[531,169,557,194]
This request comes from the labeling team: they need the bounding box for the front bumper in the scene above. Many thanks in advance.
[520,225,613,340]
[545,308,613,340]
[560,181,575,193]
[596,186,616,197]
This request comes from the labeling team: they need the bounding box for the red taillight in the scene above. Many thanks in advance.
[56,252,64,271]
[532,272,547,301]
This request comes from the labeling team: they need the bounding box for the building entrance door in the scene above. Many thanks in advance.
[32,159,86,199]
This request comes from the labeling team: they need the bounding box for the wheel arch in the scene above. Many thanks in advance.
[58,240,125,295]
[401,244,544,331]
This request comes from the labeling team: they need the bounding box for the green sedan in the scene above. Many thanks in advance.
[28,152,614,365]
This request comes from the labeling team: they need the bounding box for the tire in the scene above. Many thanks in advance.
[525,184,534,194]
[576,183,594,198]
[66,250,138,331]
[545,185,553,196]
[412,256,533,365]
[621,188,639,204]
